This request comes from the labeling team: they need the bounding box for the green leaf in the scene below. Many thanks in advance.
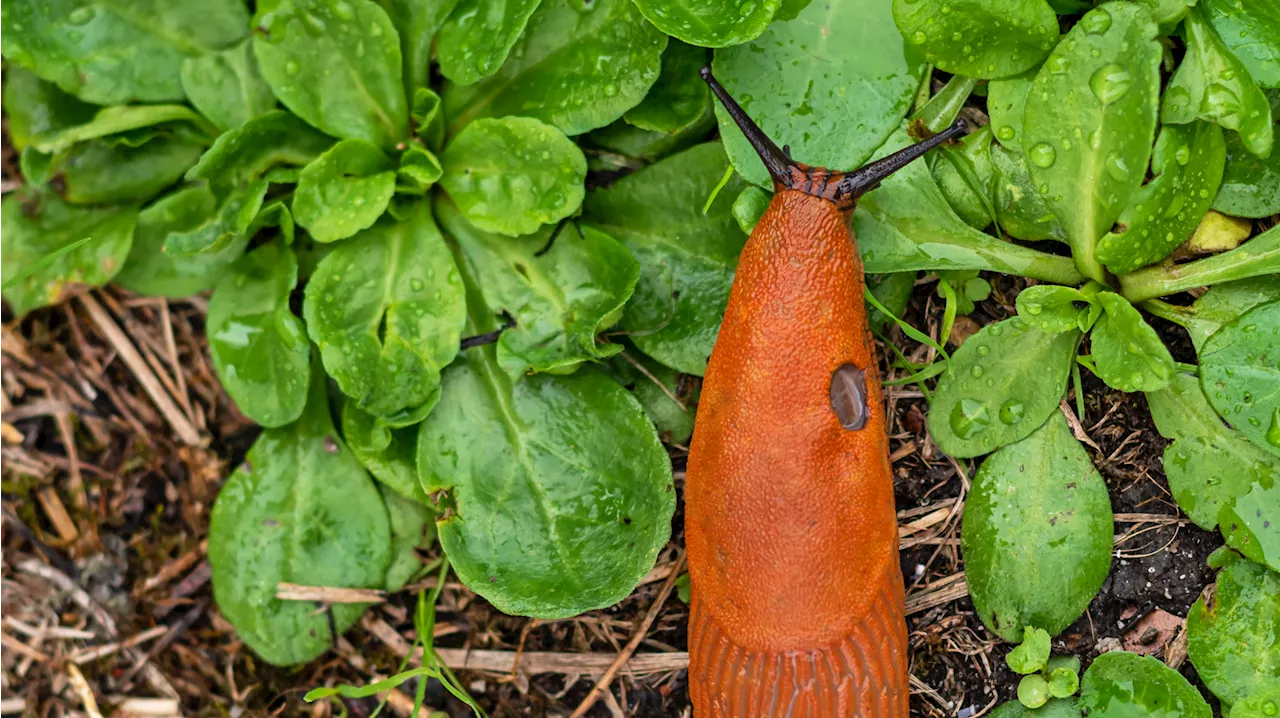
[1016,285,1091,334]
[377,0,458,104]
[187,110,334,189]
[58,136,206,206]
[0,0,250,105]
[381,484,434,592]
[989,698,1083,718]
[855,128,1086,285]
[581,142,746,376]
[163,180,270,257]
[731,185,770,235]
[867,271,918,334]
[894,0,1058,79]
[1023,2,1163,284]
[293,139,397,243]
[253,0,409,150]
[632,0,780,48]
[990,144,1068,242]
[1187,549,1280,705]
[962,412,1113,641]
[443,0,667,137]
[208,241,310,428]
[304,203,466,426]
[0,67,96,152]
[607,350,697,445]
[929,317,1081,458]
[989,68,1036,151]
[180,39,276,132]
[1120,223,1280,303]
[1050,667,1081,698]
[1,191,136,317]
[1080,652,1212,718]
[115,186,249,298]
[1007,626,1053,674]
[1181,278,1280,352]
[341,402,425,501]
[437,0,542,86]
[624,40,710,133]
[1200,0,1280,90]
[1090,292,1175,392]
[1200,299,1280,455]
[1220,480,1280,571]
[440,116,586,236]
[30,105,217,155]
[438,197,639,377]
[209,359,390,667]
[1163,6,1274,160]
[1145,373,1280,530]
[711,0,925,188]
[1213,91,1280,218]
[933,125,996,229]
[1021,675,1052,709]
[1131,0,1196,33]
[397,145,444,194]
[585,104,717,165]
[417,285,675,618]
[1230,681,1280,718]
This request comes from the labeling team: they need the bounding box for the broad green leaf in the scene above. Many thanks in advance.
[1145,373,1280,529]
[989,69,1036,151]
[1091,292,1174,392]
[624,40,710,134]
[1050,667,1081,698]
[29,105,217,155]
[990,144,1068,242]
[929,316,1081,458]
[417,285,675,618]
[164,180,269,257]
[867,271,918,334]
[341,402,424,501]
[1131,0,1195,32]
[962,412,1113,641]
[632,0,780,48]
[437,0,542,86]
[584,104,717,165]
[438,198,638,377]
[115,186,249,298]
[0,0,250,105]
[894,0,1058,79]
[711,0,925,188]
[1163,7,1274,159]
[397,145,444,194]
[253,0,409,150]
[186,110,334,191]
[915,74,980,134]
[1187,549,1280,705]
[1180,278,1280,352]
[581,142,746,376]
[1,191,136,317]
[443,0,667,137]
[208,242,310,428]
[1201,0,1280,90]
[293,139,397,243]
[1007,626,1052,674]
[180,39,276,132]
[1023,2,1162,284]
[1016,285,1090,334]
[1080,652,1212,718]
[933,125,996,229]
[989,699,1083,718]
[853,128,1087,285]
[58,137,205,206]
[1213,91,1280,218]
[607,349,697,445]
[1021,675,1052,709]
[381,485,434,592]
[0,67,96,152]
[1096,122,1225,274]
[1120,223,1280,303]
[440,117,586,236]
[377,0,459,103]
[1200,300,1280,455]
[304,204,466,426]
[1221,481,1280,571]
[731,185,770,235]
[1230,682,1280,718]
[209,361,390,667]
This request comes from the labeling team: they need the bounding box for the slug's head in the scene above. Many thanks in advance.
[699,66,967,212]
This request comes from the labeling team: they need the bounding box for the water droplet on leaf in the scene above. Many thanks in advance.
[1029,143,1057,168]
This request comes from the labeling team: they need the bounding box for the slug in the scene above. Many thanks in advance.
[685,67,965,717]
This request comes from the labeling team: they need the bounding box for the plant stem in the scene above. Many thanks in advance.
[1119,224,1280,302]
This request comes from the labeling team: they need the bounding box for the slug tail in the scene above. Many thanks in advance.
[687,564,910,718]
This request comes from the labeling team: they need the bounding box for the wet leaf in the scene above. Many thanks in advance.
[928,316,1081,458]
[584,104,717,165]
[990,144,1068,242]
[1163,7,1274,160]
[115,186,249,298]
[440,116,586,236]
[1080,651,1212,718]
[1091,292,1174,393]
[1131,0,1195,33]
[1212,91,1280,218]
[1008,626,1053,674]
[186,111,335,191]
[443,0,667,137]
[164,180,270,257]
[712,0,925,188]
[894,0,1058,79]
[381,485,434,592]
[28,104,216,156]
[1187,546,1280,706]
[962,412,1113,641]
[437,0,542,86]
[253,0,409,150]
[1096,122,1226,274]
[1229,682,1280,718]
[0,191,136,317]
[933,125,996,229]
[1201,0,1280,90]
[989,68,1036,152]
[376,0,458,103]
[624,40,710,134]
[341,402,426,502]
[208,241,310,428]
[1016,285,1091,334]
[1182,278,1280,352]
[181,39,276,132]
[581,142,746,376]
[1120,223,1280,303]
[397,145,444,194]
[990,698,1083,718]
[293,139,397,243]
[1,0,250,105]
[417,286,675,618]
[58,137,206,206]
[1023,2,1163,283]
[1220,481,1280,571]
[633,0,780,48]
[731,185,770,235]
[209,361,390,667]
[1200,299,1280,455]
[0,67,96,153]
[438,197,638,377]
[1145,373,1280,530]
[607,350,697,445]
[303,203,466,426]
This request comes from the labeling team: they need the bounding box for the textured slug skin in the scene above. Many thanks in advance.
[684,189,907,717]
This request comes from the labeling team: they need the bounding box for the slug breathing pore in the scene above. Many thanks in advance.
[684,67,964,717]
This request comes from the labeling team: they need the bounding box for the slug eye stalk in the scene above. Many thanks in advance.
[700,65,966,210]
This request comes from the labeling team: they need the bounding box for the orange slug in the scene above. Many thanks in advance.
[684,68,965,717]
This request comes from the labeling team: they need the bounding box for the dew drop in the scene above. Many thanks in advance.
[285,60,300,75]
[998,400,1025,425]
[970,365,984,378]
[1105,152,1130,181]
[410,278,425,292]
[1080,7,1112,33]
[911,31,927,44]
[976,345,991,356]
[67,6,94,24]
[950,399,990,439]
[997,125,1016,141]
[1090,63,1131,105]
[1029,143,1057,168]
[1173,144,1191,165]
[1046,55,1069,74]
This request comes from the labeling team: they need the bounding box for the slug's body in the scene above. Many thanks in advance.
[685,69,964,717]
